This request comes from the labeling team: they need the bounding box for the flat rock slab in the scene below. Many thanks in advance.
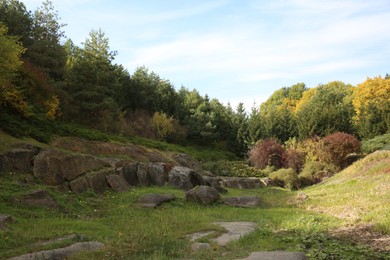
[237,251,308,260]
[212,222,257,246]
[187,231,214,242]
[223,196,261,208]
[137,194,176,208]
[9,241,104,260]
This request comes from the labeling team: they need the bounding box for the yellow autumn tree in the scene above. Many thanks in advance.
[352,77,390,138]
[151,112,174,141]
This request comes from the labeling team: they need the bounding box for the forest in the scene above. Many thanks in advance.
[1,0,389,159]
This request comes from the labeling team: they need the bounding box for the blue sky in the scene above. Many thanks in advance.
[23,0,390,109]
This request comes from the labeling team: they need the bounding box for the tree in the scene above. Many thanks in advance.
[233,102,248,155]
[295,81,355,139]
[352,77,390,138]
[0,23,28,114]
[246,103,262,146]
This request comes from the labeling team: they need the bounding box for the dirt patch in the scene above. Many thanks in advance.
[331,224,390,252]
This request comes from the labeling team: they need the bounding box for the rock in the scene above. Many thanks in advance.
[137,194,176,208]
[212,222,257,246]
[33,150,111,185]
[137,163,151,186]
[168,166,205,191]
[148,163,168,186]
[69,169,111,194]
[203,176,227,193]
[106,174,130,192]
[0,145,39,174]
[0,214,14,230]
[223,196,262,208]
[191,242,211,252]
[187,231,214,242]
[221,177,264,189]
[17,190,57,208]
[260,177,275,187]
[237,251,308,260]
[8,241,104,260]
[186,186,220,205]
[118,162,139,186]
[173,153,201,170]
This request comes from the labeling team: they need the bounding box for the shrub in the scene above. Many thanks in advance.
[202,160,267,178]
[299,161,337,186]
[269,168,299,190]
[322,132,361,169]
[248,139,286,169]
[285,148,305,173]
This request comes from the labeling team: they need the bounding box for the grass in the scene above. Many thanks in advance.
[1,170,389,259]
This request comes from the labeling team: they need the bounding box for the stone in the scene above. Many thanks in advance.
[173,153,201,170]
[69,169,111,194]
[137,194,176,208]
[148,163,168,186]
[33,150,111,185]
[186,185,220,205]
[0,144,40,174]
[212,222,257,246]
[260,177,275,187]
[191,242,211,252]
[137,163,151,186]
[203,176,227,193]
[168,166,205,190]
[221,177,264,189]
[118,162,139,186]
[106,174,130,192]
[17,190,57,208]
[8,241,104,260]
[0,214,14,230]
[223,196,262,208]
[237,251,308,260]
[69,176,89,194]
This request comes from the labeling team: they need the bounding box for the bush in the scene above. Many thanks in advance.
[202,160,267,178]
[299,161,337,186]
[322,132,361,169]
[269,168,299,190]
[361,133,390,153]
[248,139,286,169]
[285,148,305,173]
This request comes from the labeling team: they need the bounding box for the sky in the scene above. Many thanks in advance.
[22,0,390,110]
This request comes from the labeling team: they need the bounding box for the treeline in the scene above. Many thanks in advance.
[1,0,389,157]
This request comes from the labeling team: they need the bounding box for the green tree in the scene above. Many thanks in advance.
[246,103,262,146]
[233,102,249,155]
[295,81,355,138]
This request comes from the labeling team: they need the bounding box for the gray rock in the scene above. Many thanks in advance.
[17,190,57,208]
[260,177,275,187]
[148,163,168,186]
[168,166,205,191]
[223,196,262,208]
[118,162,139,186]
[33,150,111,185]
[106,174,130,192]
[237,251,308,260]
[191,242,211,252]
[0,214,14,230]
[137,163,151,186]
[0,144,40,174]
[221,177,264,189]
[186,185,220,205]
[8,241,104,260]
[69,169,111,194]
[137,194,176,208]
[212,222,257,246]
[69,176,89,194]
[203,176,227,193]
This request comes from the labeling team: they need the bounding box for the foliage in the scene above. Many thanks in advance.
[202,160,267,178]
[269,168,300,190]
[151,111,174,141]
[285,147,305,173]
[299,161,337,186]
[361,133,390,153]
[352,76,390,138]
[248,139,286,169]
[322,132,361,169]
[295,81,356,138]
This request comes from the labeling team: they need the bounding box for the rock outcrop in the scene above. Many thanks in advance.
[0,145,39,174]
[221,177,265,189]
[16,190,57,208]
[186,185,220,205]
[168,166,205,190]
[223,196,262,208]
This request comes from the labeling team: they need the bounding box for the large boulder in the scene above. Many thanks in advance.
[221,177,264,189]
[137,194,176,208]
[33,150,111,185]
[117,162,139,186]
[106,174,130,192]
[0,145,39,174]
[186,185,220,205]
[16,190,57,208]
[203,176,227,193]
[137,163,151,187]
[168,166,205,190]
[69,169,111,194]
[223,196,262,208]
[148,163,168,186]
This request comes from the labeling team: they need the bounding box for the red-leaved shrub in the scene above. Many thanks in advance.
[322,132,361,169]
[248,139,286,169]
[286,148,305,173]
